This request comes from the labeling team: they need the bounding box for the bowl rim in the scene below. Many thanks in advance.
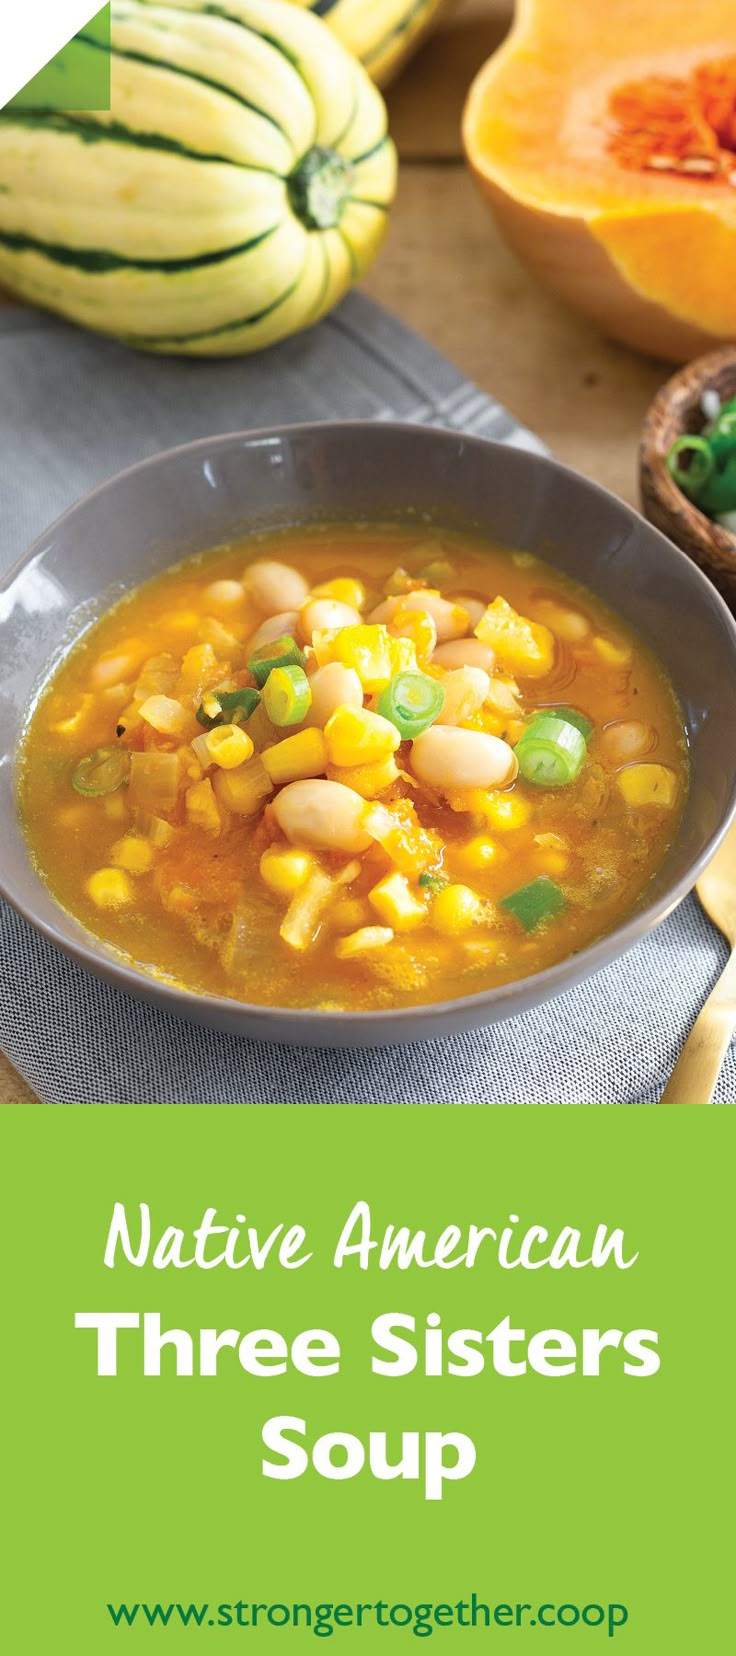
[3,416,736,1032]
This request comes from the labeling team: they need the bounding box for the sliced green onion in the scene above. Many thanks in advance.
[72,745,130,796]
[419,871,449,893]
[377,670,445,739]
[263,664,311,726]
[665,435,714,500]
[547,706,593,741]
[248,634,307,688]
[500,876,565,932]
[516,715,587,787]
[196,686,260,729]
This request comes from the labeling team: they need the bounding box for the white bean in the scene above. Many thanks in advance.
[246,610,299,655]
[371,589,470,642]
[203,579,245,608]
[411,725,517,791]
[436,667,491,726]
[533,599,590,642]
[600,720,654,762]
[449,594,487,628]
[433,638,496,673]
[306,663,364,727]
[272,779,372,853]
[243,560,309,616]
[298,598,362,642]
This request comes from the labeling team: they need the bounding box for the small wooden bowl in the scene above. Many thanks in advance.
[640,348,736,612]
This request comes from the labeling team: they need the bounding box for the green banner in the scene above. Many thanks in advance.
[8,4,110,111]
[1,1105,732,1649]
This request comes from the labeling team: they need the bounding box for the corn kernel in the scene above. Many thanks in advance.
[593,635,632,668]
[327,755,400,798]
[388,635,419,676]
[110,835,155,875]
[260,845,315,897]
[103,794,128,822]
[205,723,254,770]
[431,883,485,935]
[139,694,189,735]
[455,834,505,872]
[312,577,366,609]
[475,597,554,678]
[86,868,134,908]
[335,926,394,959]
[185,777,221,834]
[261,728,328,785]
[368,871,426,931]
[617,763,677,808]
[534,848,569,877]
[325,705,400,767]
[477,790,532,831]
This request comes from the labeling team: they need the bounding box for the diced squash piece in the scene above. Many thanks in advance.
[205,724,254,769]
[139,694,189,735]
[110,834,155,875]
[197,616,242,657]
[312,624,393,692]
[312,577,366,609]
[261,728,328,784]
[617,764,677,808]
[330,897,373,934]
[324,705,400,767]
[86,868,134,908]
[128,750,180,812]
[368,871,427,931]
[176,642,218,703]
[186,777,221,834]
[475,597,554,678]
[431,883,486,935]
[335,925,394,959]
[388,603,437,662]
[362,799,441,875]
[280,867,335,951]
[212,755,272,816]
[327,755,400,798]
[260,845,316,897]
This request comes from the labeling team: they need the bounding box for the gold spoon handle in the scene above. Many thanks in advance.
[660,947,736,1104]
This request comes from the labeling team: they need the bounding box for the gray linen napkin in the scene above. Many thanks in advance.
[0,295,732,1103]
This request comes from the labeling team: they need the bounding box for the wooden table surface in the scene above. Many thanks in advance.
[0,0,672,1105]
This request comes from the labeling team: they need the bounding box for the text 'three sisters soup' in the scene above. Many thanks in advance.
[19,524,688,1010]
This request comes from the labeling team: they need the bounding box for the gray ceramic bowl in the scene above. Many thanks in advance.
[2,421,736,1047]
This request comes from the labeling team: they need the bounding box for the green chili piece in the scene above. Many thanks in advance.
[196,686,261,728]
[419,871,450,893]
[500,876,565,932]
[665,435,715,500]
[72,745,130,796]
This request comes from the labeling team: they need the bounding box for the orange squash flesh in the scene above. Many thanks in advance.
[463,0,736,360]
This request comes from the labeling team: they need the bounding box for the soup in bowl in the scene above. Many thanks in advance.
[19,522,688,1013]
[2,423,735,1046]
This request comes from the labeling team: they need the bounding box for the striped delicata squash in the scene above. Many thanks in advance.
[296,0,458,87]
[0,0,397,356]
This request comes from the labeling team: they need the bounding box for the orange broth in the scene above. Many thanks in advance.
[18,523,688,1010]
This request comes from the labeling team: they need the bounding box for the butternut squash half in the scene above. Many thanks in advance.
[463,0,736,360]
